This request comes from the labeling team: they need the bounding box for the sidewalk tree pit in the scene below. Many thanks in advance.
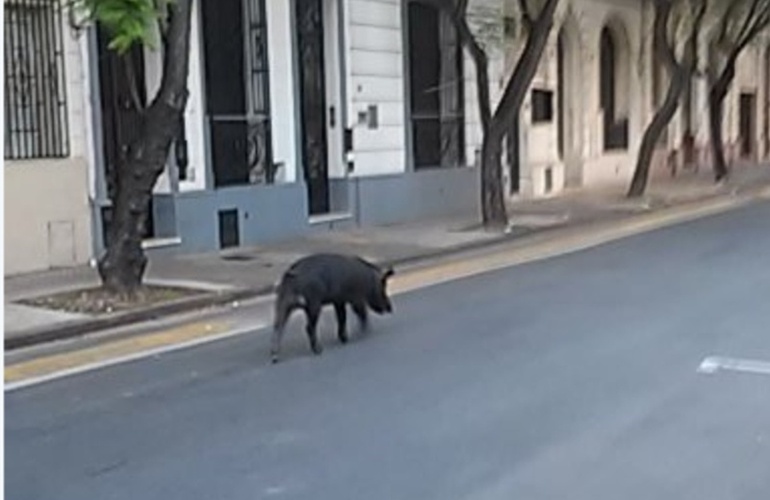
[19,285,204,315]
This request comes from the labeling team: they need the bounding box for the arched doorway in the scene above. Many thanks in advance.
[599,21,631,151]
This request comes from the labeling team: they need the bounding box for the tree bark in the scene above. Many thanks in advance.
[97,0,193,295]
[708,56,736,182]
[480,130,507,229]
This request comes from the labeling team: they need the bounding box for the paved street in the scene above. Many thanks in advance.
[6,201,770,500]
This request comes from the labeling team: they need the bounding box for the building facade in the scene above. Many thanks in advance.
[6,0,770,274]
[87,0,488,257]
[507,0,770,198]
[4,0,96,275]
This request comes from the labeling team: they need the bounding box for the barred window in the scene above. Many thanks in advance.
[4,0,69,160]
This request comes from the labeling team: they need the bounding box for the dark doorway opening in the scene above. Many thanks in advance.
[296,0,330,215]
[599,27,629,151]
[406,1,465,170]
[739,92,757,159]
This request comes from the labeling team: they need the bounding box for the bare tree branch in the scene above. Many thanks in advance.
[705,0,770,181]
[491,0,558,125]
[518,0,534,32]
[719,1,744,44]
[453,17,493,132]
[690,0,708,65]
[738,3,770,51]
[735,0,762,44]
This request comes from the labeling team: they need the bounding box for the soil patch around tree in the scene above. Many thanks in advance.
[18,285,205,315]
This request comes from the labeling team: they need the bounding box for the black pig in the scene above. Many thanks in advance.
[270,253,395,363]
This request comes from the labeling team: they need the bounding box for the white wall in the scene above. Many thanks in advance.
[179,0,209,190]
[267,0,301,183]
[346,0,407,176]
[5,160,93,274]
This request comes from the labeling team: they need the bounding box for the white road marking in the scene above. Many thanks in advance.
[4,323,268,392]
[698,356,770,377]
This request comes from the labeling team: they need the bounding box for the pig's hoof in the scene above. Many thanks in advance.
[270,355,280,364]
[311,345,323,355]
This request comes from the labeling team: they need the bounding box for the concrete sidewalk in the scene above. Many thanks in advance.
[5,163,770,347]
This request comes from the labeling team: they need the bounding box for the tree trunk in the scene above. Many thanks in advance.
[98,102,185,294]
[480,131,507,228]
[628,68,689,197]
[480,0,559,228]
[628,0,691,198]
[423,0,559,230]
[97,0,193,295]
[708,57,737,182]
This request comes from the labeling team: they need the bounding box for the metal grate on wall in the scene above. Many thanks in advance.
[4,0,70,160]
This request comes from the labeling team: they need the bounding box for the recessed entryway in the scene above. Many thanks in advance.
[739,92,757,159]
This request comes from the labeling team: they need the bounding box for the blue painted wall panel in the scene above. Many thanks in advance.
[354,167,479,226]
[174,183,309,252]
[148,167,478,255]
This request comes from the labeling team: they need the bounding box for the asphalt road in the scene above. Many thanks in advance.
[6,201,770,500]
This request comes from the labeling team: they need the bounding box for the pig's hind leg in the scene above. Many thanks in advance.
[334,302,349,344]
[304,301,324,355]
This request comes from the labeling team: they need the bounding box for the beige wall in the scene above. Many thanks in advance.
[499,0,650,196]
[499,0,770,196]
[4,10,96,276]
[4,159,93,275]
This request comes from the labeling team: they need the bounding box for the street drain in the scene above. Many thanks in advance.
[221,254,255,262]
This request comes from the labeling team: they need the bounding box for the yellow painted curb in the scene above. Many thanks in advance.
[387,194,744,295]
[5,321,232,384]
